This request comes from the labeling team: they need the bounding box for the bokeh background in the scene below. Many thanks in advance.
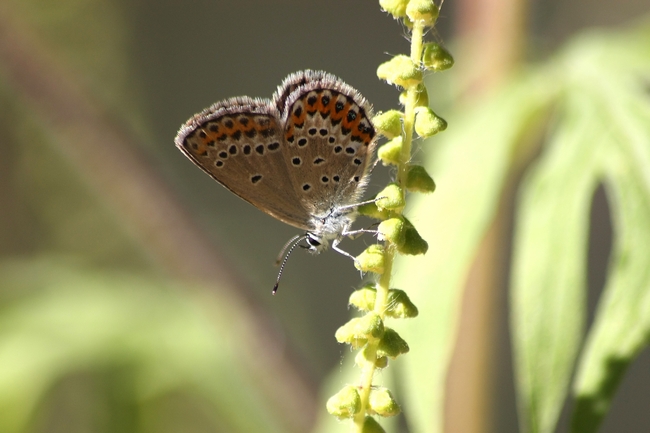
[1,0,649,432]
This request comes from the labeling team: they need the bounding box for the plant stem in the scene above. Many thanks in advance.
[398,20,425,188]
[351,19,427,433]
[352,248,396,432]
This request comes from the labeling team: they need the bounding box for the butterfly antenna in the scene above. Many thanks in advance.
[273,235,308,295]
[275,234,302,266]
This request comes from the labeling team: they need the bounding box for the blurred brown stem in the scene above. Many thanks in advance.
[445,0,526,432]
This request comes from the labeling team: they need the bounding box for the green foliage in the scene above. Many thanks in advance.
[514,24,650,433]
[0,259,294,433]
[392,19,650,433]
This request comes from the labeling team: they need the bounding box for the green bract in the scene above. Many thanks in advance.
[406,164,436,193]
[376,327,410,358]
[414,106,447,137]
[422,42,454,71]
[398,218,429,255]
[386,289,419,318]
[362,416,387,433]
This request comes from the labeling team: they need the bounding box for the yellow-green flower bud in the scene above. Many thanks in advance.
[422,42,454,71]
[355,244,386,274]
[377,55,422,88]
[386,289,419,318]
[414,106,447,138]
[378,217,406,247]
[406,164,436,193]
[335,318,368,348]
[368,387,401,417]
[405,0,439,26]
[349,285,377,312]
[376,327,410,359]
[336,313,384,345]
[362,416,387,433]
[398,219,429,255]
[377,136,403,166]
[373,110,403,139]
[378,0,408,18]
[399,83,429,107]
[375,183,405,211]
[326,385,361,419]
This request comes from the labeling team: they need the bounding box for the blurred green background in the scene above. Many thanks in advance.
[1,0,649,432]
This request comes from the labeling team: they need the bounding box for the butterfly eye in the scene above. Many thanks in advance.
[307,236,321,247]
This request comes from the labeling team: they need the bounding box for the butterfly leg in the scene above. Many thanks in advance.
[336,196,387,213]
[332,242,366,279]
[331,238,362,267]
[343,228,379,240]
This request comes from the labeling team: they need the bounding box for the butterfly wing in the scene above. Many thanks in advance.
[273,71,377,220]
[175,97,314,230]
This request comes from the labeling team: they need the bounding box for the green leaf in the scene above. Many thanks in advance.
[511,24,650,433]
[572,140,650,432]
[568,28,650,433]
[510,89,600,433]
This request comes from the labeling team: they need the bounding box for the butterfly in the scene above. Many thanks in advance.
[175,70,377,292]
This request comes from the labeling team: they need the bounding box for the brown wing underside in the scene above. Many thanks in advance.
[176,103,314,230]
